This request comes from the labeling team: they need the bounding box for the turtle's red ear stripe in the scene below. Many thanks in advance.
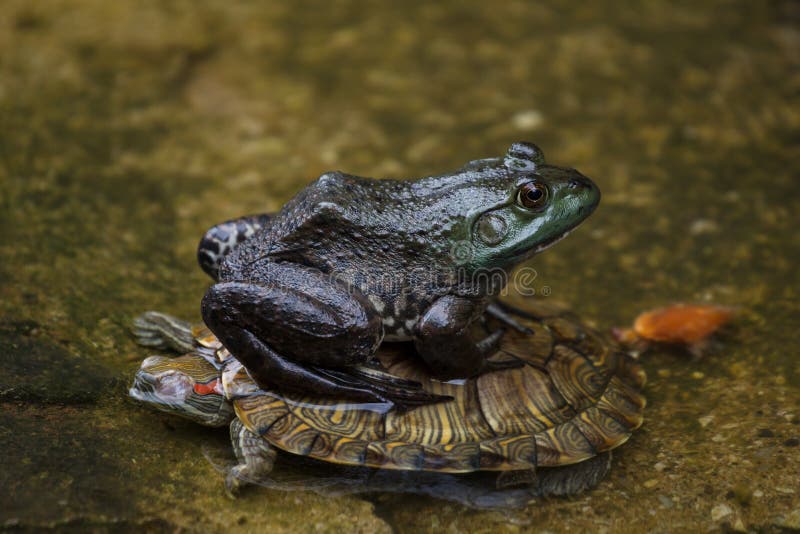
[193,379,222,396]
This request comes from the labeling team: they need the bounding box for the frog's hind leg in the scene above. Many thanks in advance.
[132,311,196,353]
[226,419,277,496]
[201,263,451,409]
[198,213,272,280]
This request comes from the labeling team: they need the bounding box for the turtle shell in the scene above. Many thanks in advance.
[220,300,646,473]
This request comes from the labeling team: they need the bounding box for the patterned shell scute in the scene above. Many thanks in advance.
[231,300,647,472]
[546,344,612,412]
[476,365,576,436]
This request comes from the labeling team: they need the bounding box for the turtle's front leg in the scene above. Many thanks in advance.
[197,213,272,280]
[226,419,277,497]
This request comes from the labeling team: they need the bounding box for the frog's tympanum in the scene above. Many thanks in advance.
[197,143,599,408]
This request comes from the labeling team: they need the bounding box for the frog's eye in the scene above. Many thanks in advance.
[516,180,549,210]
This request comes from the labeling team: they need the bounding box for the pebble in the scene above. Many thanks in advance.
[783,437,799,447]
[691,371,705,379]
[690,219,719,235]
[654,462,667,472]
[731,484,752,506]
[711,503,734,522]
[511,110,544,131]
[752,489,764,498]
[698,415,714,428]
[754,447,775,459]
[781,509,800,529]
[643,479,659,489]
[657,495,673,508]
[756,428,775,438]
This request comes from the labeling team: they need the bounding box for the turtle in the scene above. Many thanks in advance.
[129,299,646,500]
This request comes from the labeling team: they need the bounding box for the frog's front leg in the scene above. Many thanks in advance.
[201,262,446,408]
[197,213,272,280]
[414,295,523,379]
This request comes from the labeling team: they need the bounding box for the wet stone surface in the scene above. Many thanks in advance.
[1,0,798,531]
[0,321,114,403]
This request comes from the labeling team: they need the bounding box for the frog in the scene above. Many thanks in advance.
[197,142,600,409]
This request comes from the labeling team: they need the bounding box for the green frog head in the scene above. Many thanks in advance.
[456,142,600,274]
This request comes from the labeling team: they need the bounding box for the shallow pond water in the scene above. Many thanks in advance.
[1,1,798,531]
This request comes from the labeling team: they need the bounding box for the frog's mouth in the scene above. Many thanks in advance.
[507,229,573,262]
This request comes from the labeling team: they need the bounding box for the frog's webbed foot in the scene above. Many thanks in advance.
[198,213,272,281]
[317,366,453,410]
[477,328,525,373]
[132,311,195,354]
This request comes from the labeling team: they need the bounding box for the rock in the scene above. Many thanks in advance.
[511,110,544,131]
[711,503,734,522]
[698,415,714,428]
[689,219,719,235]
[0,322,114,404]
[780,509,800,529]
[731,484,752,506]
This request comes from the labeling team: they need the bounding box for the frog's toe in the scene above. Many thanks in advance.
[485,302,535,334]
[483,357,525,373]
[476,328,506,355]
[315,367,453,409]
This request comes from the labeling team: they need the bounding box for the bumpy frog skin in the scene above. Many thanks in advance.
[198,143,600,408]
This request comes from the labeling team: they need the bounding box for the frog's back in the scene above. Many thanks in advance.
[221,172,435,279]
[231,302,647,472]
[220,162,520,279]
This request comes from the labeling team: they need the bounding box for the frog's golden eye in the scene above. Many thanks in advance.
[517,180,549,210]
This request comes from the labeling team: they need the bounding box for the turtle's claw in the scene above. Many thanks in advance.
[224,468,245,499]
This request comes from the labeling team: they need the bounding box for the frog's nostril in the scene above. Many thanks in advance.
[568,177,589,189]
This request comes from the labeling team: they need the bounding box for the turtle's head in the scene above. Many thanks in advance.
[130,353,233,427]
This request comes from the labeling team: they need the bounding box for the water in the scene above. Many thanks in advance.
[1,1,798,531]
